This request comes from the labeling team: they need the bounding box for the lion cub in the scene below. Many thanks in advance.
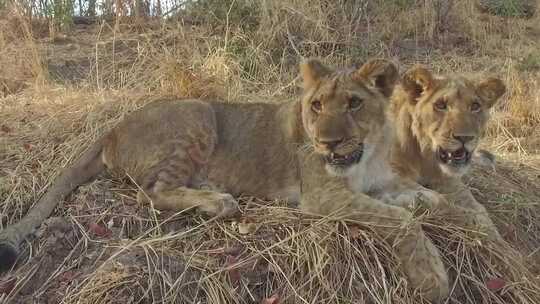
[0,59,449,302]
[389,65,507,241]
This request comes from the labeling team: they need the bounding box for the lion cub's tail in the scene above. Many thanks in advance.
[0,139,106,273]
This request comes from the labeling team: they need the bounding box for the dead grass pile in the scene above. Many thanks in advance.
[2,194,540,303]
[487,68,540,154]
[0,6,47,97]
[0,0,539,303]
[467,159,540,257]
[88,24,245,100]
[0,88,158,223]
[1,170,539,304]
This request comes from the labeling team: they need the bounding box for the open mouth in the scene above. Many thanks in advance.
[325,145,364,167]
[437,147,471,166]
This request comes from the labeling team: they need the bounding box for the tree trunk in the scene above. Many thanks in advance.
[101,0,113,17]
[87,0,96,16]
[155,0,162,16]
[115,0,122,30]
[133,0,148,17]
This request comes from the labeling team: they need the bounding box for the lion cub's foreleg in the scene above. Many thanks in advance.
[300,184,449,303]
[438,181,503,242]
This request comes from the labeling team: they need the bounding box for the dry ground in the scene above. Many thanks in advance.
[0,1,539,303]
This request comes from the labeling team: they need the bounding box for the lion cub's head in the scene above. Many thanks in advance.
[399,66,506,177]
[299,59,398,176]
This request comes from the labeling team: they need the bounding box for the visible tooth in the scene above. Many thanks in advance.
[331,152,335,159]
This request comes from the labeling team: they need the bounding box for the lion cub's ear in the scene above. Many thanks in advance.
[353,59,398,97]
[299,58,331,88]
[401,65,436,102]
[476,77,506,108]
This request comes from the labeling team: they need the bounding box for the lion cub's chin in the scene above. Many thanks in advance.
[438,162,470,178]
[325,163,356,177]
[324,160,363,177]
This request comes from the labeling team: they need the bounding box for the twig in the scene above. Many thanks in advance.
[286,20,303,59]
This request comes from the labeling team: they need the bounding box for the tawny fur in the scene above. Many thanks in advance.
[0,59,450,303]
[389,65,507,242]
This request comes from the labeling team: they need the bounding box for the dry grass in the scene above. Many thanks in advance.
[0,6,48,96]
[0,0,539,303]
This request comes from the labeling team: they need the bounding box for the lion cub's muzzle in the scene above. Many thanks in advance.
[325,144,364,167]
[436,135,476,167]
[437,146,471,166]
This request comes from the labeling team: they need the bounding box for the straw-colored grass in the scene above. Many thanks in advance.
[0,0,539,303]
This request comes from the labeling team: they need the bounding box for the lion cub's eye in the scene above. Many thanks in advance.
[471,101,481,112]
[348,96,363,111]
[434,98,448,111]
[311,100,322,113]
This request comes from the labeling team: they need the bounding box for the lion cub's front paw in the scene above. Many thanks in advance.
[386,189,446,213]
[413,190,445,211]
[401,241,450,303]
[397,234,450,303]
[198,193,240,218]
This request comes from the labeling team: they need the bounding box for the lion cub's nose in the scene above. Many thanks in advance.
[318,138,344,150]
[452,135,475,144]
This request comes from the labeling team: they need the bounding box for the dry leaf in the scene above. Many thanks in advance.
[59,270,80,283]
[88,222,112,238]
[225,255,241,284]
[261,294,280,304]
[0,125,11,133]
[0,276,16,295]
[486,278,505,291]
[349,225,362,239]
[223,245,243,256]
[238,221,258,235]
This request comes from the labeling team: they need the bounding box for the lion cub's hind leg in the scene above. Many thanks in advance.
[137,186,239,218]
[136,144,239,218]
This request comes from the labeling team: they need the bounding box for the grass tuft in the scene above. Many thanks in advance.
[0,0,539,303]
